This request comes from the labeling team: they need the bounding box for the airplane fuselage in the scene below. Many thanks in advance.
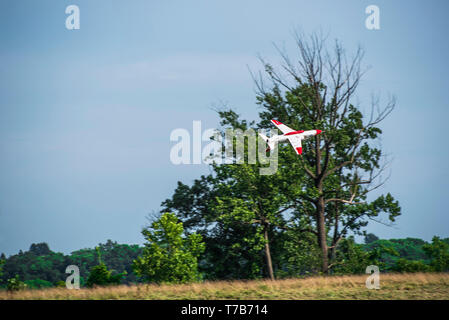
[261,120,323,155]
[270,130,321,143]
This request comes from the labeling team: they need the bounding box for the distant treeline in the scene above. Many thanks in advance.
[0,240,141,288]
[1,235,448,289]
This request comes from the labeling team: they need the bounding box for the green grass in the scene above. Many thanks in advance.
[1,273,448,300]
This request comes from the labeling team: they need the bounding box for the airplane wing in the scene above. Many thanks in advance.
[287,135,303,155]
[271,119,295,134]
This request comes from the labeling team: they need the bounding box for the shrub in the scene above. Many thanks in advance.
[24,278,53,289]
[86,263,124,287]
[392,258,431,273]
[7,275,27,292]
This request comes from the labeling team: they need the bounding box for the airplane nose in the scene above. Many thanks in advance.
[316,130,323,135]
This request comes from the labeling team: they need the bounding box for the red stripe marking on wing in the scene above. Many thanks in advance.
[296,147,303,155]
[272,119,282,125]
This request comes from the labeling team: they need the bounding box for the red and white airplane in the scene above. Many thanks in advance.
[259,119,324,155]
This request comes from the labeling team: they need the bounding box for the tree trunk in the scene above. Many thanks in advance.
[316,196,329,274]
[263,225,275,280]
[315,132,328,274]
[329,208,339,264]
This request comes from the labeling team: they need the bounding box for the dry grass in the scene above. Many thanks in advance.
[1,273,448,300]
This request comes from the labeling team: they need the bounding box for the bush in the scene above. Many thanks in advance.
[331,237,381,274]
[86,263,124,287]
[392,258,431,273]
[7,275,27,292]
[364,233,379,244]
[24,278,53,289]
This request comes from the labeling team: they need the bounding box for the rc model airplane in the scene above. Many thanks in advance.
[259,120,324,155]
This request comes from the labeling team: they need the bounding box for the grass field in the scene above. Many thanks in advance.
[1,273,448,300]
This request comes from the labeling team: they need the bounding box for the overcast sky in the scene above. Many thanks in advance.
[1,0,448,255]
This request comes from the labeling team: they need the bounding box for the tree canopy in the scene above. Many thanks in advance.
[163,32,401,276]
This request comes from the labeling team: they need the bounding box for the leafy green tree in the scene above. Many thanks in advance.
[392,258,430,273]
[95,240,141,283]
[86,246,124,287]
[423,236,449,272]
[0,241,141,287]
[201,218,268,280]
[86,264,122,287]
[388,238,429,260]
[29,243,51,256]
[87,264,110,287]
[326,236,398,274]
[68,248,97,282]
[164,39,402,277]
[232,32,400,273]
[364,233,379,244]
[166,32,401,275]
[69,241,142,284]
[363,238,429,270]
[164,114,316,280]
[163,176,268,280]
[331,237,381,274]
[133,212,205,283]
[1,244,69,285]
[0,254,5,284]
[276,230,321,277]
[212,159,292,280]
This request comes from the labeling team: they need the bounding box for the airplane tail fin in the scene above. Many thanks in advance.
[258,133,276,152]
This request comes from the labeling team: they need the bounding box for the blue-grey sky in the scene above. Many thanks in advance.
[1,0,448,256]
